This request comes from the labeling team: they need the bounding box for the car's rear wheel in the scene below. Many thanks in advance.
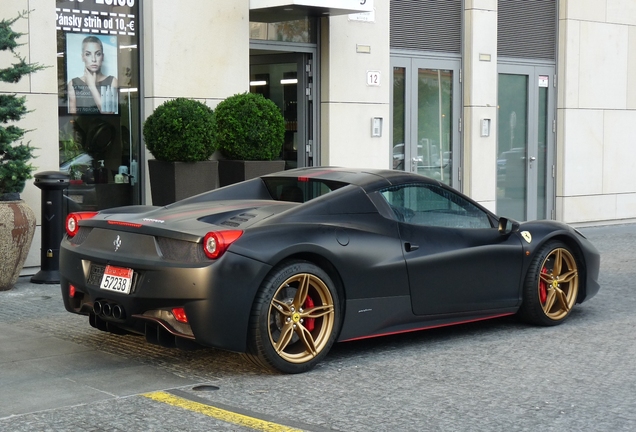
[246,260,340,374]
[519,241,580,326]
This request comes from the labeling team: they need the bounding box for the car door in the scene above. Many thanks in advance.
[381,183,525,316]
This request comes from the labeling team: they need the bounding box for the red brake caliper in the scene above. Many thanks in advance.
[539,267,548,304]
[304,296,315,331]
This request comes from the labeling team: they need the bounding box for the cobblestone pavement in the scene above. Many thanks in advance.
[0,224,634,431]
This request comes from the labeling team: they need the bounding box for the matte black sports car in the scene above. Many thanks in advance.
[60,167,600,373]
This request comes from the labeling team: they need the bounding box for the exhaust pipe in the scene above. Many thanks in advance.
[112,304,125,320]
[102,302,112,316]
[93,300,124,320]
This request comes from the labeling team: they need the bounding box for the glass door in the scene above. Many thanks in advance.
[249,53,312,169]
[497,64,555,221]
[391,57,460,187]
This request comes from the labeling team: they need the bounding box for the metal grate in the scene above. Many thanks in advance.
[69,227,92,245]
[390,0,462,53]
[221,212,257,228]
[156,237,208,262]
[498,0,557,60]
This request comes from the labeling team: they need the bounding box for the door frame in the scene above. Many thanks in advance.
[497,59,556,221]
[390,52,462,188]
[250,41,318,167]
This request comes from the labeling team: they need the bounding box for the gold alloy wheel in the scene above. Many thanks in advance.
[538,247,579,320]
[267,273,335,364]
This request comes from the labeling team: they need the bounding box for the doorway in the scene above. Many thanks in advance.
[249,53,314,169]
[497,64,555,221]
[391,56,461,188]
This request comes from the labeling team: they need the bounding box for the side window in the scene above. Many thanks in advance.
[381,184,491,228]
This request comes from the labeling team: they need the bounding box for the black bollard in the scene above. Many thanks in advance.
[31,171,70,284]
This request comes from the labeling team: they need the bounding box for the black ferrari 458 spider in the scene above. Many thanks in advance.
[60,167,600,373]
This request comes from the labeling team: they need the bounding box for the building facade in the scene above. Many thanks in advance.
[1,0,635,270]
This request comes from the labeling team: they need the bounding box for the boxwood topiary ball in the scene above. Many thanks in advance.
[213,92,285,161]
[143,98,216,162]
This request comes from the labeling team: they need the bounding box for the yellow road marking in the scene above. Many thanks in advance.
[142,391,304,432]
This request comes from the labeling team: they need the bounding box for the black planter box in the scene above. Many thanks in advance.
[218,160,286,187]
[148,159,219,206]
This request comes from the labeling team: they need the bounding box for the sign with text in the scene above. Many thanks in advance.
[367,71,381,86]
[56,0,136,36]
[66,33,119,115]
[349,0,375,22]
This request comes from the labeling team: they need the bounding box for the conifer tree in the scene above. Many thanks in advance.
[0,12,44,200]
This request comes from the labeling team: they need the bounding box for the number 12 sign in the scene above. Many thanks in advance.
[367,71,381,86]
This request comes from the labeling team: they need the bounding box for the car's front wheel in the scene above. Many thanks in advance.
[519,241,580,326]
[246,260,340,374]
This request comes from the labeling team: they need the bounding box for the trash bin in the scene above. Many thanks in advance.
[31,171,70,284]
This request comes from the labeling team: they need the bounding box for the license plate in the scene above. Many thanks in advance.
[87,264,105,286]
[100,265,134,294]
[69,194,84,204]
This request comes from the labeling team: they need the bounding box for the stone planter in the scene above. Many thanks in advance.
[148,159,219,206]
[218,160,286,187]
[0,199,36,291]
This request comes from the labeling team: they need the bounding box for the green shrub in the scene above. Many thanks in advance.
[143,98,216,162]
[0,13,44,199]
[213,92,284,161]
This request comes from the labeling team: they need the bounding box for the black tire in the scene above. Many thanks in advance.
[518,240,580,326]
[245,260,341,374]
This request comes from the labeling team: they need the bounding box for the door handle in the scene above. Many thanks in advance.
[405,242,419,252]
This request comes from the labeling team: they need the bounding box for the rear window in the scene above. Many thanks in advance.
[263,177,347,203]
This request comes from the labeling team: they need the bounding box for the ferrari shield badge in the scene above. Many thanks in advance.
[521,231,532,244]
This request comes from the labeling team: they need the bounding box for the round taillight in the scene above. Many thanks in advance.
[204,233,219,257]
[203,230,243,259]
[66,212,98,237]
[66,215,78,236]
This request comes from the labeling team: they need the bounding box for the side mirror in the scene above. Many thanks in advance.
[498,217,520,235]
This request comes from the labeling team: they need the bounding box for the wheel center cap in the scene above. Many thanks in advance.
[292,312,301,323]
[552,280,559,288]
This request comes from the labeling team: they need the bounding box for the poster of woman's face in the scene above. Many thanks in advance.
[66,33,119,115]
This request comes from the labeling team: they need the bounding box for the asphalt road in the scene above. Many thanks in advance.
[1,223,634,431]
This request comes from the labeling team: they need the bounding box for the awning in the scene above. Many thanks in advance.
[250,0,373,23]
